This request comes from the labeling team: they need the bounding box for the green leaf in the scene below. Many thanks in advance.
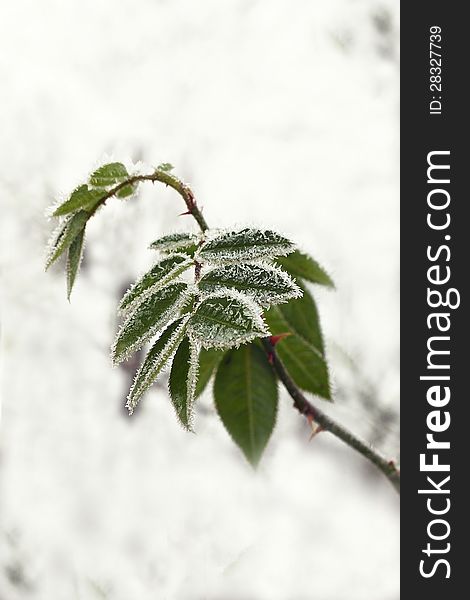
[118,254,193,314]
[112,282,191,364]
[66,228,85,299]
[214,344,278,466]
[127,317,189,414]
[45,210,89,270]
[276,282,325,354]
[188,292,269,350]
[156,162,174,172]
[169,336,199,429]
[277,250,334,288]
[197,228,295,264]
[264,305,331,400]
[149,232,199,254]
[198,263,302,307]
[116,182,138,198]
[53,185,104,217]
[195,348,225,397]
[89,162,129,187]
[53,187,93,217]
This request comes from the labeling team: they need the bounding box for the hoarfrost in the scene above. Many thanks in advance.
[118,254,193,315]
[196,227,295,264]
[149,231,201,254]
[126,316,190,414]
[111,282,193,365]
[198,262,302,307]
[187,289,270,350]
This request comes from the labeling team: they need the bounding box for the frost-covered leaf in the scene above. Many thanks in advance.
[195,348,225,398]
[45,210,89,270]
[53,185,104,217]
[119,254,193,314]
[89,162,129,188]
[66,228,85,299]
[89,162,137,198]
[214,344,278,466]
[169,336,199,429]
[198,263,302,307]
[127,317,189,414]
[197,228,295,264]
[277,250,334,288]
[149,232,199,254]
[156,162,174,172]
[264,304,331,400]
[188,291,269,350]
[112,282,191,364]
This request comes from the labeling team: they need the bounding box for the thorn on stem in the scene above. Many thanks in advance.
[269,332,291,347]
[306,414,323,441]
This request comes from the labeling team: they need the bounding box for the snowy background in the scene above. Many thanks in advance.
[0,1,399,599]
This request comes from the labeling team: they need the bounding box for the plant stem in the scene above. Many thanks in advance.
[94,169,209,232]
[108,170,400,493]
[262,338,400,493]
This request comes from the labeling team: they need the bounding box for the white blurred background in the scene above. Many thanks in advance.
[0,1,399,598]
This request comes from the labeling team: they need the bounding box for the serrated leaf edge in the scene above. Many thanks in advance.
[118,254,194,315]
[111,284,193,365]
[187,289,270,350]
[126,316,190,414]
[199,262,303,308]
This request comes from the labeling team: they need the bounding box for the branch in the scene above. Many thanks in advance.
[262,338,400,493]
[105,170,400,493]
[91,169,209,232]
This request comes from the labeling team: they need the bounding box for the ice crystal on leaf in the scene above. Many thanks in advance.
[169,336,200,429]
[126,316,190,414]
[89,162,137,198]
[45,210,89,270]
[198,263,302,307]
[112,282,192,365]
[89,162,129,188]
[187,290,269,350]
[118,254,193,314]
[149,232,200,254]
[277,250,334,288]
[53,185,104,217]
[66,228,85,299]
[196,228,295,264]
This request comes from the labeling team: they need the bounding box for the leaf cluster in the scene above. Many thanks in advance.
[46,163,333,466]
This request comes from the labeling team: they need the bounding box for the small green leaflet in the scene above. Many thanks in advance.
[53,185,104,217]
[89,162,137,198]
[156,162,174,172]
[188,292,269,349]
[66,228,85,299]
[127,317,189,414]
[264,305,331,400]
[169,336,199,429]
[89,162,129,187]
[45,210,89,270]
[195,348,225,397]
[112,282,191,364]
[198,263,302,307]
[277,250,334,288]
[149,232,200,254]
[197,228,295,264]
[118,254,193,314]
[214,344,278,466]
